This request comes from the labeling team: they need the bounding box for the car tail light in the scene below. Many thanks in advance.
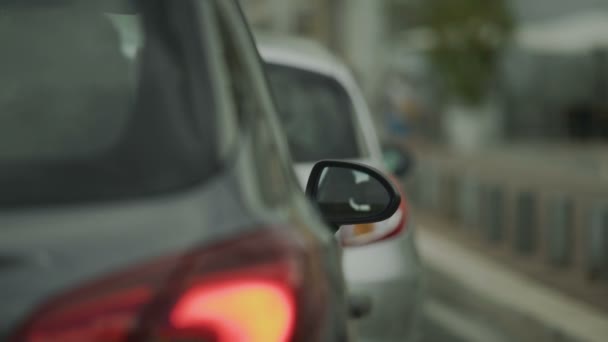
[169,279,294,341]
[11,228,326,342]
[340,175,409,247]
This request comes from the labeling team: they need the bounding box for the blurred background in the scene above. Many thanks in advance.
[242,0,608,341]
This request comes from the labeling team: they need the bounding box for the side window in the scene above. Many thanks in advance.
[212,1,293,205]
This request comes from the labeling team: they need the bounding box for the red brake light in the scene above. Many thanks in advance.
[171,279,295,342]
[11,228,325,342]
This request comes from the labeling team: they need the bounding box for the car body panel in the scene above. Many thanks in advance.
[0,165,247,335]
[0,139,350,341]
[346,228,425,341]
[0,2,353,341]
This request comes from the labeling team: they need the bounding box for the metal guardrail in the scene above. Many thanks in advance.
[546,195,574,267]
[440,173,459,220]
[413,161,441,211]
[587,202,608,281]
[458,175,481,231]
[409,156,608,287]
[514,191,538,254]
[481,184,505,243]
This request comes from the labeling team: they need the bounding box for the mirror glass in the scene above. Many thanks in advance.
[313,166,392,222]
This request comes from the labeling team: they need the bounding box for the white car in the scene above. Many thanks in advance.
[257,34,425,342]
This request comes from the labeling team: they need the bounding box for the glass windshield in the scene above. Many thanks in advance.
[265,63,362,163]
[0,2,218,206]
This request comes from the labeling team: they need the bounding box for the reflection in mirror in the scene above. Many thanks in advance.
[315,166,391,222]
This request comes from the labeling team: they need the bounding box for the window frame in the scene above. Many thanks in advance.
[211,0,301,205]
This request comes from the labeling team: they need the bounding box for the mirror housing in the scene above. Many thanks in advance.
[382,142,415,178]
[305,160,401,230]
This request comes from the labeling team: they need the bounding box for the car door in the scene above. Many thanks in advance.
[209,1,352,341]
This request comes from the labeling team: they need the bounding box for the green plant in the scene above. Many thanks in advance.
[384,0,423,34]
[423,0,514,106]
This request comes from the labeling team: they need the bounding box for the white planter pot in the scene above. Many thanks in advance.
[443,102,501,153]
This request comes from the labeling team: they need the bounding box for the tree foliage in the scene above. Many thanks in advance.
[422,0,514,106]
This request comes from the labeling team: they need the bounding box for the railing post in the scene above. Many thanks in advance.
[586,201,608,280]
[514,191,539,255]
[459,175,482,231]
[546,194,574,267]
[482,184,505,242]
[440,172,458,220]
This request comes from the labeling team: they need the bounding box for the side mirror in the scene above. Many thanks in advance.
[305,160,401,230]
[382,143,415,178]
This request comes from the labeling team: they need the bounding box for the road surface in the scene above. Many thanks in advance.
[414,222,608,342]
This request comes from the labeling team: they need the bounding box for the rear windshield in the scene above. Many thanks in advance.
[265,63,362,163]
[0,2,218,206]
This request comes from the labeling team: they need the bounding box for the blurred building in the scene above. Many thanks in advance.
[241,0,389,99]
[242,0,608,145]
[502,0,608,142]
[240,0,334,46]
[385,0,608,144]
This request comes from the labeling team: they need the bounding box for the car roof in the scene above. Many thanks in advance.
[254,31,350,79]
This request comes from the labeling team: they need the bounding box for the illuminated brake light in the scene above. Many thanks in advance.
[171,280,295,342]
[11,228,321,342]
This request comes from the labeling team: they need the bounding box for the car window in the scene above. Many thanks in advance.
[0,9,133,160]
[265,63,362,163]
[0,1,219,206]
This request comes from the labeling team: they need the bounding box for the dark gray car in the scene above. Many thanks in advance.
[0,1,401,341]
